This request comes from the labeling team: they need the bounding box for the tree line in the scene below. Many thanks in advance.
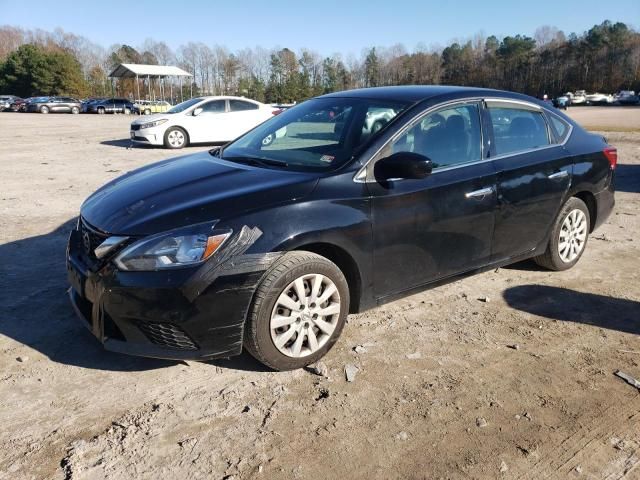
[0,21,638,102]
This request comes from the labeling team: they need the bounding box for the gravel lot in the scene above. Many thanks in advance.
[0,107,639,479]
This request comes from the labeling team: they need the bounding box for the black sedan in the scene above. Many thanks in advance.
[86,98,135,114]
[67,86,616,370]
[27,96,81,114]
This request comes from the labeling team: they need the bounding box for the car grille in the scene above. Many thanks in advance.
[137,322,198,350]
[80,218,109,260]
[131,124,141,131]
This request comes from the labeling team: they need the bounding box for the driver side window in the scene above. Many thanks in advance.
[392,103,482,169]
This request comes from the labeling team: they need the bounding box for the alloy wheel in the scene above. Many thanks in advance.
[558,208,587,263]
[167,129,185,148]
[270,273,341,358]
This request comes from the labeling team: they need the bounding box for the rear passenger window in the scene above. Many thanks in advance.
[488,104,550,155]
[229,100,258,111]
[391,103,482,169]
[548,114,571,143]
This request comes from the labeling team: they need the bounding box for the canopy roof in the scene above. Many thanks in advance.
[109,63,192,78]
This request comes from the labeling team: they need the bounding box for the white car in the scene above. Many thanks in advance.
[130,96,278,149]
[585,93,614,105]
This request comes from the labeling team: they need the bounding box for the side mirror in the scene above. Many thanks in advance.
[192,107,203,116]
[374,152,433,180]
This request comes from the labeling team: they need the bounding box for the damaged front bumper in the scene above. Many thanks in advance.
[66,226,281,361]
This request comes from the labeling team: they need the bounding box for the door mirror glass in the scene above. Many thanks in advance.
[375,152,432,180]
[192,107,203,116]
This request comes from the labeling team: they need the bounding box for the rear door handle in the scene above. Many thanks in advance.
[548,170,569,180]
[465,187,494,199]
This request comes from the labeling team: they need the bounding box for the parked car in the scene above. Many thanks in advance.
[134,100,172,115]
[68,86,616,370]
[87,98,135,114]
[9,97,28,112]
[27,96,81,114]
[571,91,587,105]
[552,95,570,109]
[129,96,279,148]
[0,95,19,111]
[81,98,105,113]
[616,90,639,105]
[585,93,614,105]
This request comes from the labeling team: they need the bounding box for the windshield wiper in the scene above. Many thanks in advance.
[224,155,288,168]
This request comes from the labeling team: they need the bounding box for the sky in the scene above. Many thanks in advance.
[2,0,639,56]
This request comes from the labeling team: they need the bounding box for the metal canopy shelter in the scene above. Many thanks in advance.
[108,63,193,104]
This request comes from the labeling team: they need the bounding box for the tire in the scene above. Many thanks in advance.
[163,127,188,149]
[97,107,105,115]
[40,106,49,114]
[144,109,151,115]
[71,106,79,114]
[244,251,350,371]
[124,108,131,115]
[534,197,590,271]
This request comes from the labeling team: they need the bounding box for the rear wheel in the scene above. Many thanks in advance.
[97,107,105,115]
[534,197,590,271]
[144,108,151,115]
[124,107,131,115]
[244,252,350,371]
[40,106,49,114]
[163,127,188,149]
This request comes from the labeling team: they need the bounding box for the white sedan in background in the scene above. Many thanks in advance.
[130,96,279,149]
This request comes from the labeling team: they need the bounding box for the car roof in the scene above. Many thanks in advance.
[197,95,261,103]
[320,85,538,104]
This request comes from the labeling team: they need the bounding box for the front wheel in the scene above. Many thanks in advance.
[124,107,131,115]
[71,106,79,114]
[534,197,590,271]
[163,127,188,149]
[97,107,105,115]
[244,252,350,370]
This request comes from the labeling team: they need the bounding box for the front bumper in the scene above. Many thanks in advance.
[66,227,274,361]
[130,127,164,145]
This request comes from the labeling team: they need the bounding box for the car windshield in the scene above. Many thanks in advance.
[221,97,410,171]
[167,97,203,114]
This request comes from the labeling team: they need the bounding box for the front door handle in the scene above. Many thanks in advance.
[465,187,494,199]
[548,170,569,180]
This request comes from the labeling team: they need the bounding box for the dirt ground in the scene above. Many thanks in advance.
[0,107,639,480]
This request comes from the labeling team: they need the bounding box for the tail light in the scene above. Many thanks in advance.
[272,109,283,116]
[603,147,617,170]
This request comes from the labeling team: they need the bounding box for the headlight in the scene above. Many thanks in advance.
[114,223,231,271]
[138,119,168,129]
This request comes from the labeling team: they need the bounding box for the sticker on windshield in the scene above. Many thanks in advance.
[319,155,335,163]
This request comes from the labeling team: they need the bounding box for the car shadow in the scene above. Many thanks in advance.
[0,218,268,372]
[100,139,144,148]
[503,284,640,335]
[616,164,640,194]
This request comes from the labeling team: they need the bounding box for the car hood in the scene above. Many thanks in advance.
[80,151,319,235]
[131,113,171,124]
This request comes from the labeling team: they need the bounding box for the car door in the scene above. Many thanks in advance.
[367,100,497,298]
[227,100,267,139]
[49,97,62,112]
[61,98,75,112]
[485,99,573,261]
[184,99,227,143]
